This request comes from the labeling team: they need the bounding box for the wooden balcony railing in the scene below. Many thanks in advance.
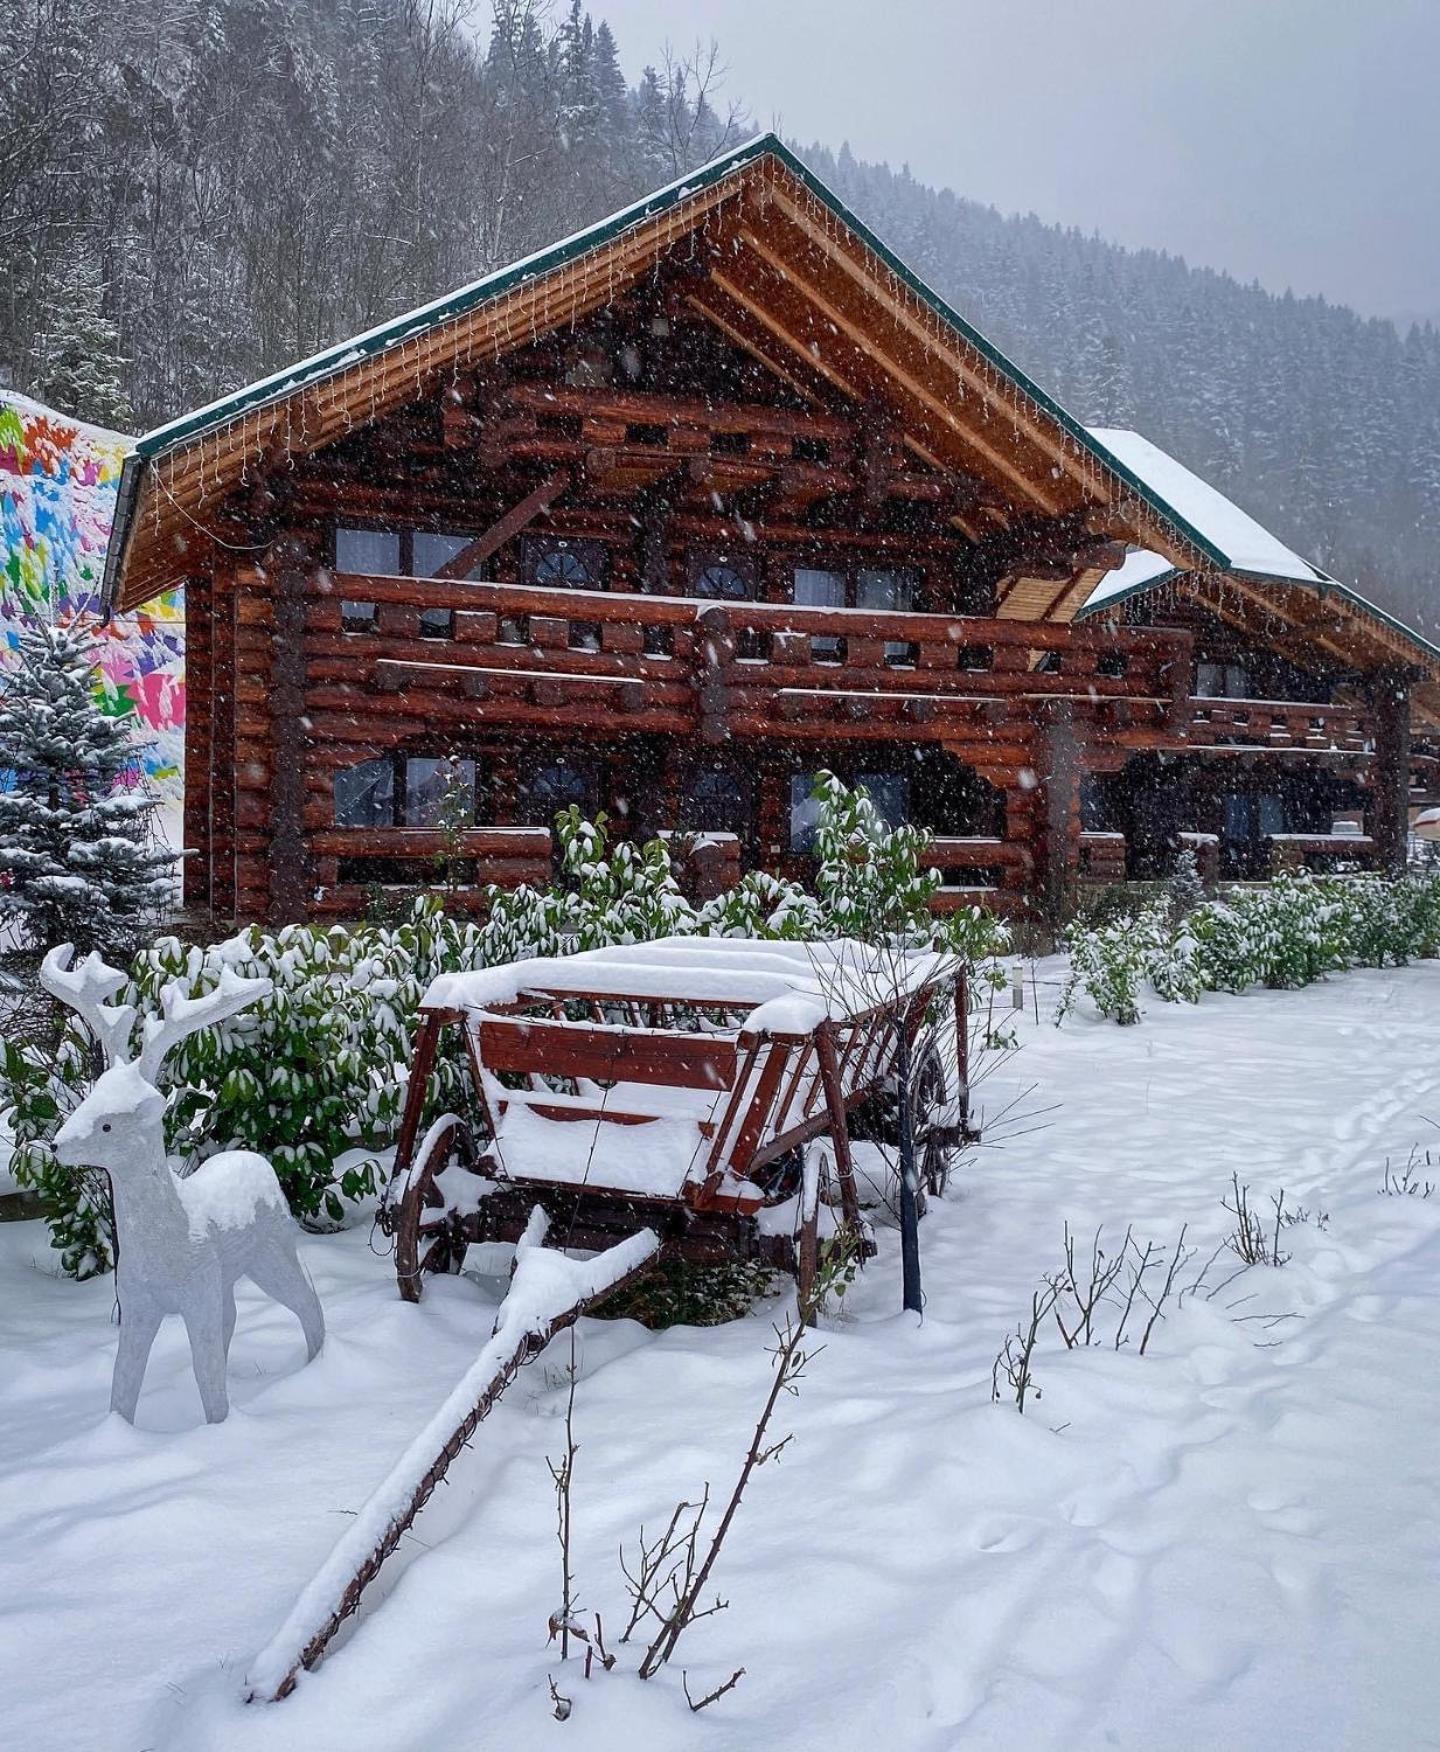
[1267,833,1377,875]
[1188,697,1374,756]
[313,573,1193,748]
[309,826,552,915]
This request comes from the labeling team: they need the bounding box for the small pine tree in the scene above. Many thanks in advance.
[34,261,133,430]
[0,620,175,962]
[1168,847,1207,925]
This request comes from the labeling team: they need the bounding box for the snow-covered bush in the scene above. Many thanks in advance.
[1057,908,1162,1025]
[1061,868,1440,1024]
[1,1023,112,1276]
[4,781,1015,1273]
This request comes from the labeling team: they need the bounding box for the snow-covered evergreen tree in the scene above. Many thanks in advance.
[33,260,133,429]
[0,620,174,961]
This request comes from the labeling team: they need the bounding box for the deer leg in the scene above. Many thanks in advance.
[221,1282,237,1356]
[247,1235,325,1363]
[110,1296,163,1424]
[181,1281,231,1424]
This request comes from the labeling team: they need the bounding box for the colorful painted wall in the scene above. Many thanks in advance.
[0,391,183,796]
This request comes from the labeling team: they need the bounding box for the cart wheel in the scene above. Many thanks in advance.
[913,1045,954,1200]
[393,1114,479,1303]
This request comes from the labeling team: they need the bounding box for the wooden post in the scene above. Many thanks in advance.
[266,537,315,922]
[1369,668,1413,874]
[953,967,970,1133]
[1036,701,1082,923]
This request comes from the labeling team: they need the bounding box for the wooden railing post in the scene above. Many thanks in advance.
[1369,668,1413,874]
[265,536,316,923]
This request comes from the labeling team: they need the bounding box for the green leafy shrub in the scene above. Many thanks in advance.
[1061,868,1440,1025]
[3,780,1015,1274]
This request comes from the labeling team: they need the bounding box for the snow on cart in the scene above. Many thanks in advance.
[381,936,973,1309]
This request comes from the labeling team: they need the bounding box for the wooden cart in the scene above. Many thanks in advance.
[380,937,971,1307]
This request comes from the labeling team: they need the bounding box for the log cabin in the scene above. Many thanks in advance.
[99,135,1440,925]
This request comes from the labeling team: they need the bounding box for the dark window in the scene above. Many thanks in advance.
[958,645,994,672]
[419,608,454,640]
[525,537,607,591]
[334,757,395,829]
[790,772,824,852]
[858,568,917,664]
[1097,651,1129,679]
[1197,661,1250,699]
[334,755,476,830]
[341,600,378,634]
[711,430,750,457]
[403,757,476,829]
[690,551,763,655]
[335,528,402,574]
[536,411,582,441]
[793,567,846,662]
[857,771,909,829]
[682,768,752,839]
[690,552,757,601]
[518,759,597,827]
[625,422,668,447]
[790,769,906,851]
[792,436,830,464]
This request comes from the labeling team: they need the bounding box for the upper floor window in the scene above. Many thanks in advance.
[525,536,607,591]
[334,525,475,635]
[793,567,847,662]
[689,550,757,602]
[1196,661,1251,699]
[857,569,917,663]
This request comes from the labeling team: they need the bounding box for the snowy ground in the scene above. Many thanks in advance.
[4,962,1440,1751]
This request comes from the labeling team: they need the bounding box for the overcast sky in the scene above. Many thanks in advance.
[595,0,1439,326]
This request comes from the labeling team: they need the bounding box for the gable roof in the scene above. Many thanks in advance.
[1074,429,1440,724]
[102,134,1223,612]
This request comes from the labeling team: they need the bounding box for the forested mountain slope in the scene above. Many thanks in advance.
[3,0,1434,630]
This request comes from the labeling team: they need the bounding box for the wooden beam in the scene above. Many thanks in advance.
[434,469,572,578]
[733,228,1061,513]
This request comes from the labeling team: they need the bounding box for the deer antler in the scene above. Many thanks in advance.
[39,945,139,1067]
[135,966,273,1082]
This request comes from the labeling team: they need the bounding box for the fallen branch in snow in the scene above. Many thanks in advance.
[683,1666,746,1712]
[245,1217,659,1703]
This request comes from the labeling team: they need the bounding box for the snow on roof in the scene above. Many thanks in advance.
[423,936,946,1035]
[1082,546,1178,612]
[1,388,130,452]
[1086,428,1330,587]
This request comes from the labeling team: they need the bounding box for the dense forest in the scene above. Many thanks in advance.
[3,0,1436,632]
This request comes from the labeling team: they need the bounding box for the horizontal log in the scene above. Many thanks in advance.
[309,827,552,859]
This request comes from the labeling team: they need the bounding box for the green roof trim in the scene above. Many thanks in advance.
[107,133,1233,609]
[1076,559,1440,668]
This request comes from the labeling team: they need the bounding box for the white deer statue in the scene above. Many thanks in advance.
[41,944,325,1424]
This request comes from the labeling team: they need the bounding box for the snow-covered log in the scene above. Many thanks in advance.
[246,1219,659,1702]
